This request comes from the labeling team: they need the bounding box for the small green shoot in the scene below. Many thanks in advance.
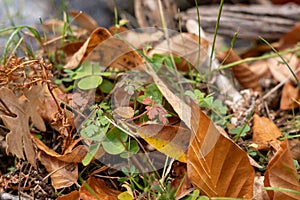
[185,89,228,126]
[229,125,250,142]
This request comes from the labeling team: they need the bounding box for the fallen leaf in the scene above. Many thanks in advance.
[289,139,300,162]
[277,22,300,50]
[64,27,111,69]
[264,140,300,200]
[252,114,283,151]
[23,84,46,132]
[280,82,300,110]
[249,59,271,79]
[110,28,164,49]
[32,136,88,163]
[149,32,209,71]
[135,0,177,29]
[171,162,191,197]
[57,190,80,200]
[0,87,42,167]
[38,151,78,189]
[113,106,134,119]
[187,101,254,198]
[137,124,191,162]
[85,34,144,70]
[267,53,299,84]
[218,48,262,92]
[141,64,191,129]
[79,176,120,200]
[69,10,98,32]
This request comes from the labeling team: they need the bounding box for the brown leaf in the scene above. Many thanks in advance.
[280,82,300,110]
[57,190,80,200]
[219,48,262,92]
[137,124,191,162]
[149,33,209,71]
[187,101,254,198]
[79,176,120,200]
[32,136,87,163]
[264,140,300,200]
[23,84,46,132]
[267,53,299,84]
[135,0,177,29]
[85,35,144,70]
[38,151,78,189]
[171,162,191,197]
[141,64,191,128]
[0,87,39,167]
[249,59,271,79]
[64,27,111,69]
[63,41,85,56]
[69,10,98,32]
[252,114,283,151]
[277,22,300,50]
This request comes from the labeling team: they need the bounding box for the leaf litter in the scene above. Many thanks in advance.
[0,1,300,199]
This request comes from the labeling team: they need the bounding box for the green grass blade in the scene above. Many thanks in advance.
[259,36,300,87]
[209,0,224,70]
[263,187,300,195]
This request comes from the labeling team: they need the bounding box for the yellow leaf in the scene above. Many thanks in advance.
[137,124,190,162]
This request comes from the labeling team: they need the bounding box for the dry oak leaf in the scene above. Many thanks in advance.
[264,140,300,200]
[252,114,283,151]
[79,176,120,200]
[38,151,78,189]
[280,82,300,110]
[0,86,47,167]
[187,101,254,198]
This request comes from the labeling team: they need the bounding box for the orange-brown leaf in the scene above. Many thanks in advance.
[38,151,78,189]
[57,190,80,200]
[187,102,254,198]
[277,22,300,50]
[64,27,111,69]
[32,136,88,163]
[171,162,191,197]
[280,82,300,110]
[79,176,120,200]
[264,140,300,200]
[69,10,98,32]
[220,49,262,92]
[85,35,144,70]
[252,114,283,151]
